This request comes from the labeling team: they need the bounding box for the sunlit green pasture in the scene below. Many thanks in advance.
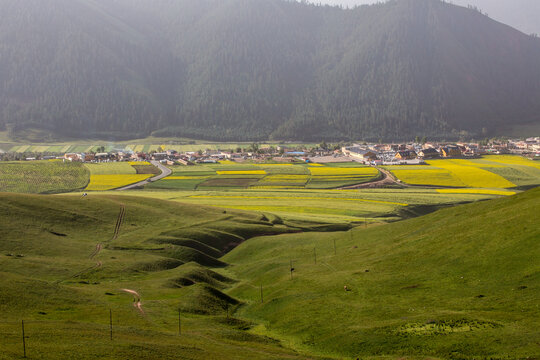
[0,193,327,360]
[223,188,540,359]
[122,188,506,224]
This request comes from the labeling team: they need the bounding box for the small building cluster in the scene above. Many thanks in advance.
[1,137,539,164]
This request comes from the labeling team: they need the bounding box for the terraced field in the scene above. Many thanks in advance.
[148,162,380,191]
[0,161,89,193]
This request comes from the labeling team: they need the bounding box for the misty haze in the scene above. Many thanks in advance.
[0,1,538,359]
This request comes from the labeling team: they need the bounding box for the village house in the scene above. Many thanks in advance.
[440,146,462,157]
[418,148,439,159]
[131,152,147,161]
[395,150,417,160]
[342,146,378,161]
[152,152,168,161]
[95,152,113,162]
[84,153,95,162]
[64,153,83,162]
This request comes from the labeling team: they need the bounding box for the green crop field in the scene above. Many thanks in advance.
[123,187,507,224]
[149,162,380,191]
[0,161,89,194]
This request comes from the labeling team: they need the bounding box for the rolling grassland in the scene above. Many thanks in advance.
[224,188,540,359]
[0,193,345,359]
[0,187,537,359]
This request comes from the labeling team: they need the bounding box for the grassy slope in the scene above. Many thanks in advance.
[0,161,89,194]
[0,193,337,359]
[224,188,540,359]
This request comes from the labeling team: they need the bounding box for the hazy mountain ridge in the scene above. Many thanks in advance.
[1,0,539,141]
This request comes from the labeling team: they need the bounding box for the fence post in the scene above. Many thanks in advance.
[22,320,26,358]
[178,309,181,336]
[109,309,113,340]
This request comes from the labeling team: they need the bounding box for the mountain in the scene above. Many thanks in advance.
[1,0,540,142]
[450,0,540,36]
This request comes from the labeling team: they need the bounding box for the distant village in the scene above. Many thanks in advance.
[1,137,539,165]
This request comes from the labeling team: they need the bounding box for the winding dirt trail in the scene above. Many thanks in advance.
[121,289,144,314]
[89,243,102,259]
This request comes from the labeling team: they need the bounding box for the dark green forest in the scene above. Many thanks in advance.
[1,0,539,141]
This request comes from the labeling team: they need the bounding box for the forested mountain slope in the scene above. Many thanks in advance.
[1,0,539,141]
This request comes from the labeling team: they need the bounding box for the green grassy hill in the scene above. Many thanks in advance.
[224,188,540,359]
[0,189,538,359]
[0,193,342,359]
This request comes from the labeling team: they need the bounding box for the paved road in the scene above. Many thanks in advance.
[116,160,172,190]
[340,167,405,189]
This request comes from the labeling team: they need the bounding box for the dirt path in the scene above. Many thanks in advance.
[89,243,102,259]
[340,167,405,189]
[116,160,172,190]
[112,206,125,241]
[120,289,144,314]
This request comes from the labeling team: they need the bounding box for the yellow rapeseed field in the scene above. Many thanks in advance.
[484,155,540,170]
[85,174,152,191]
[391,168,466,187]
[436,189,516,196]
[129,161,151,166]
[427,160,515,188]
